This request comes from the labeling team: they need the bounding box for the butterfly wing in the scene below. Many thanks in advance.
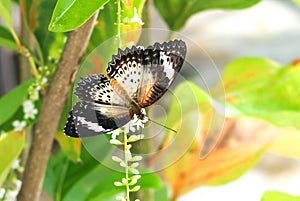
[106,46,143,105]
[138,39,187,107]
[65,39,187,137]
[74,74,128,106]
[65,101,130,137]
[105,39,187,108]
[64,74,131,137]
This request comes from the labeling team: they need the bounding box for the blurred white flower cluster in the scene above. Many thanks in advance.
[124,7,144,26]
[12,99,38,132]
[0,159,23,201]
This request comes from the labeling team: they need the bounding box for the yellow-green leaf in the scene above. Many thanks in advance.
[261,191,300,201]
[222,58,300,130]
[0,0,13,29]
[154,0,261,31]
[268,129,300,160]
[55,132,81,163]
[0,131,25,186]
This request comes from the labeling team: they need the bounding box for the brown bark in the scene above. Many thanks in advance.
[17,12,99,201]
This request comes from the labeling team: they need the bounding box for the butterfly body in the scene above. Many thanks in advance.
[65,39,187,137]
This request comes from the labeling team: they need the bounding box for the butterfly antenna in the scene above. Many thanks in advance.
[147,118,177,133]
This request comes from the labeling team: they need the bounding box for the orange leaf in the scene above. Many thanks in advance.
[163,118,274,200]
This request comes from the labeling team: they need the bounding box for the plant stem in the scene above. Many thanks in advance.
[10,26,40,79]
[123,132,130,201]
[117,0,122,48]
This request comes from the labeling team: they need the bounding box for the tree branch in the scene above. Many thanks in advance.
[17,12,99,201]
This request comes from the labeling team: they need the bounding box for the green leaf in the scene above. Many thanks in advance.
[154,186,169,201]
[154,0,261,31]
[0,79,34,127]
[222,57,300,130]
[44,136,113,200]
[32,0,66,64]
[165,81,211,130]
[55,132,81,163]
[261,191,300,201]
[0,25,18,50]
[84,169,161,201]
[43,151,69,199]
[48,0,110,32]
[87,0,145,55]
[44,139,162,201]
[293,0,300,7]
[0,0,13,29]
[222,57,281,93]
[0,131,25,187]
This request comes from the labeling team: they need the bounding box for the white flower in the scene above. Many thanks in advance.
[0,188,5,199]
[124,110,148,134]
[124,7,144,25]
[116,195,126,201]
[41,77,48,84]
[32,88,39,100]
[5,189,18,201]
[24,107,38,119]
[23,100,34,110]
[111,129,120,140]
[15,180,22,190]
[23,100,38,119]
[12,120,26,131]
[11,159,20,170]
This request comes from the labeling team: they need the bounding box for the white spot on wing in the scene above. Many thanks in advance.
[77,116,106,132]
[160,52,175,80]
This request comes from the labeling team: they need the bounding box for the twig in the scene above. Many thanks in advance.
[17,11,99,201]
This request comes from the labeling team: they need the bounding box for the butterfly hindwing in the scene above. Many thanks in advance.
[64,101,131,137]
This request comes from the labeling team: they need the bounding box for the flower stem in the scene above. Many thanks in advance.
[117,0,122,48]
[10,27,40,79]
[123,132,130,201]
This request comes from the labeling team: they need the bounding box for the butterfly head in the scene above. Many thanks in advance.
[136,111,145,120]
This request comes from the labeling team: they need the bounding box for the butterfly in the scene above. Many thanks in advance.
[64,39,187,137]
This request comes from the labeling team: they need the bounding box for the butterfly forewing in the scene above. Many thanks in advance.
[74,74,128,106]
[106,46,143,104]
[138,40,187,107]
